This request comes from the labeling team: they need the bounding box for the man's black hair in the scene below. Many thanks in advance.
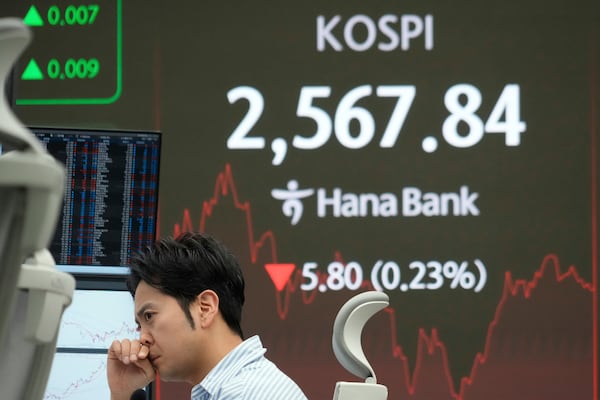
[127,231,245,338]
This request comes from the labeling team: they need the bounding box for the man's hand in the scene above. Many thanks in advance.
[107,339,156,400]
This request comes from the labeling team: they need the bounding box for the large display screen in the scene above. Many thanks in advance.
[1,1,597,399]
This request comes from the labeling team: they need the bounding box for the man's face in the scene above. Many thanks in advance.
[134,281,202,383]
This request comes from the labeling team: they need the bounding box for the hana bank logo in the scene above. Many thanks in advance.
[271,180,479,225]
[271,180,314,225]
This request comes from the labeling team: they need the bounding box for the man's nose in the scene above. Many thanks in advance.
[139,329,152,346]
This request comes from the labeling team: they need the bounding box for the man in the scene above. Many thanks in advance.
[107,232,308,400]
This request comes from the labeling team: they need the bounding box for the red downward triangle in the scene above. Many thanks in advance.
[264,263,296,292]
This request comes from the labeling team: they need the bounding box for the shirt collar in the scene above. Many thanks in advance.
[191,335,266,399]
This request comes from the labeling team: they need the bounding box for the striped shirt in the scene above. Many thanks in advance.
[191,335,308,400]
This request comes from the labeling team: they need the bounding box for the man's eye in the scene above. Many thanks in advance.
[144,312,153,321]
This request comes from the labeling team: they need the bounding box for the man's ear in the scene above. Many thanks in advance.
[195,289,219,327]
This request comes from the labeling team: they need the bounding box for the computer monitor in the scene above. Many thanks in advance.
[44,276,150,400]
[28,126,161,399]
[29,126,161,275]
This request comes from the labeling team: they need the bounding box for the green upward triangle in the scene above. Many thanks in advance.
[22,59,44,80]
[23,5,44,26]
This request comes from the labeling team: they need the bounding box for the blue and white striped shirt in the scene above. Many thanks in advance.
[191,335,308,400]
